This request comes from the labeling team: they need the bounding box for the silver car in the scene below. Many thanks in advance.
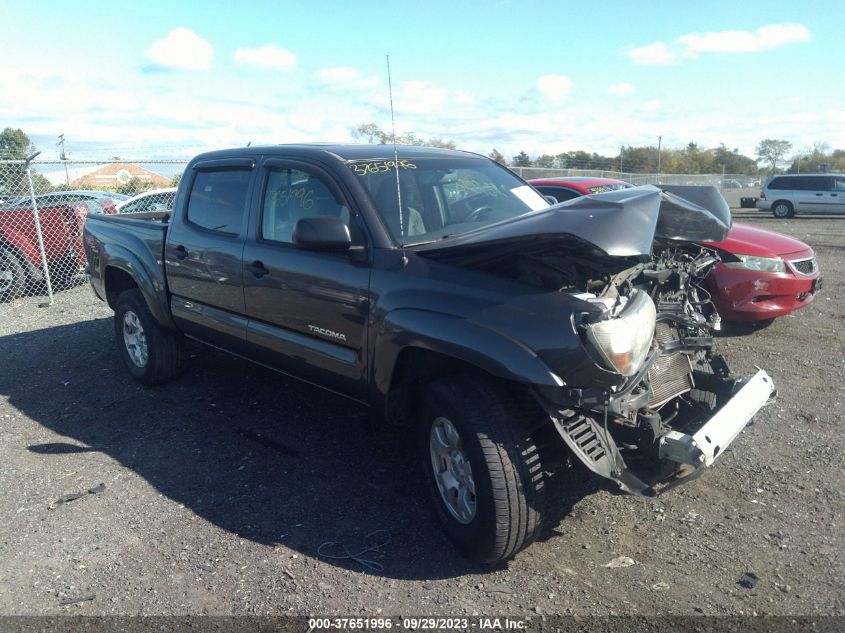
[757,174,845,218]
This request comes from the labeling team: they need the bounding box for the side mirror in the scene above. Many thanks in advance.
[293,216,352,252]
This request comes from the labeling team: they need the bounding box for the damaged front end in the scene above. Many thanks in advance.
[540,248,775,496]
[420,185,775,496]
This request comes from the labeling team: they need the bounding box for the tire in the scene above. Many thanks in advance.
[418,374,546,563]
[771,201,794,219]
[0,247,27,302]
[114,289,184,385]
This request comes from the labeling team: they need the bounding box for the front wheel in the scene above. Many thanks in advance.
[418,374,546,563]
[114,289,184,385]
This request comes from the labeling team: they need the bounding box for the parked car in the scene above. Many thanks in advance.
[757,174,845,218]
[530,176,633,202]
[530,177,822,323]
[0,201,87,300]
[4,190,128,216]
[116,188,177,214]
[702,222,821,323]
[84,145,773,563]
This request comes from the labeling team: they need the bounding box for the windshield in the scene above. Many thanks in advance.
[586,182,633,194]
[349,157,549,245]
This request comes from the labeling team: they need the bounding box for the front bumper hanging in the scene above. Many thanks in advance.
[550,368,775,496]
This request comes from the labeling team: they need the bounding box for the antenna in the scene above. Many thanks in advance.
[386,54,406,253]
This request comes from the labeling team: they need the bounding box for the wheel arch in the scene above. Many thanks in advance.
[100,244,175,330]
[372,308,563,423]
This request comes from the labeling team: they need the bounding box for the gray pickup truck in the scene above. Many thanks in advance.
[84,144,774,562]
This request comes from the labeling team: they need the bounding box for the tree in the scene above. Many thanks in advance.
[117,177,156,196]
[488,149,507,165]
[511,151,532,167]
[755,139,792,173]
[170,173,183,187]
[351,122,455,148]
[0,127,32,159]
[0,128,49,197]
[427,137,457,150]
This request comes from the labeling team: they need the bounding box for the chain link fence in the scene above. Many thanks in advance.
[0,159,186,304]
[1,158,760,305]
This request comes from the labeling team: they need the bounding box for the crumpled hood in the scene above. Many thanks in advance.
[416,185,731,261]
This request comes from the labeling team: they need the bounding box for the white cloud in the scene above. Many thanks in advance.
[677,23,810,55]
[626,42,675,65]
[234,44,297,70]
[536,74,574,101]
[607,82,635,96]
[628,23,810,66]
[396,80,448,113]
[318,66,360,84]
[317,66,380,92]
[146,28,213,71]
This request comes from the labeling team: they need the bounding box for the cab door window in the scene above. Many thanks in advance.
[261,168,353,244]
[187,169,251,235]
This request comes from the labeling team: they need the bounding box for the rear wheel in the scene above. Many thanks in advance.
[114,289,184,385]
[771,201,794,219]
[418,374,546,563]
[0,248,27,302]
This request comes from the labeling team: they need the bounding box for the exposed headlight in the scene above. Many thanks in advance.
[584,290,656,376]
[724,254,785,273]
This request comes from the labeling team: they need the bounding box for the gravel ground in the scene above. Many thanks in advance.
[0,210,843,618]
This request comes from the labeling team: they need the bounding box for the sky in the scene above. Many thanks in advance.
[1,0,841,163]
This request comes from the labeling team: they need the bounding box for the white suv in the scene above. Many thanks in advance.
[757,174,845,218]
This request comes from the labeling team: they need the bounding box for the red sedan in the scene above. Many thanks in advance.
[529,177,821,323]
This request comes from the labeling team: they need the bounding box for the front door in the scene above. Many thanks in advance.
[241,158,371,400]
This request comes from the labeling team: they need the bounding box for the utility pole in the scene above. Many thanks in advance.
[656,136,662,177]
[619,145,624,173]
[56,134,69,186]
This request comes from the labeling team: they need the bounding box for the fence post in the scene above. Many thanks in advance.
[24,154,54,306]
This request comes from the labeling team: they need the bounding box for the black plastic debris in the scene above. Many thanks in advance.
[55,483,105,505]
[56,492,85,504]
[739,572,759,589]
[59,594,95,606]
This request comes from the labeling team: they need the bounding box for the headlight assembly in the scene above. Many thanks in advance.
[583,290,656,376]
[723,254,786,273]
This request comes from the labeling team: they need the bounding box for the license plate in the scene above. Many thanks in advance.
[812,276,823,292]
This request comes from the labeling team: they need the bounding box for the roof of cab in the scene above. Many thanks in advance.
[189,143,483,164]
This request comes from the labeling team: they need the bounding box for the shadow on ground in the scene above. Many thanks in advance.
[0,317,600,579]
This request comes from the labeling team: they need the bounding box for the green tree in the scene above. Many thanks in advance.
[755,139,792,173]
[170,173,183,187]
[0,127,32,159]
[511,151,532,167]
[534,154,556,168]
[0,128,51,197]
[117,177,156,196]
[351,122,455,148]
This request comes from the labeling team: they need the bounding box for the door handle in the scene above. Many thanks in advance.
[246,260,269,278]
[815,193,823,196]
[173,244,188,260]
[831,193,838,197]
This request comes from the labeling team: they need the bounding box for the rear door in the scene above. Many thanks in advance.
[828,177,845,214]
[165,157,256,350]
[793,176,833,213]
[241,158,371,400]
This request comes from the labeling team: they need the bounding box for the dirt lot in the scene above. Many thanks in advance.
[0,210,843,618]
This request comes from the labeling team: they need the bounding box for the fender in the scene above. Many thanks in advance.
[99,242,176,331]
[371,307,564,408]
[0,226,41,266]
